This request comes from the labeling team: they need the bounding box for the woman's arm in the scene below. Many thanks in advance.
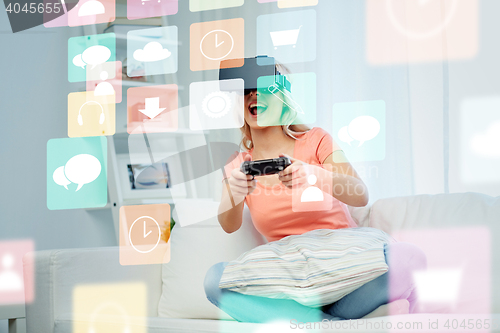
[321,151,369,207]
[278,151,369,207]
[218,155,257,233]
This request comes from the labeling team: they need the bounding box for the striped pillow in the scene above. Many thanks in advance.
[219,227,393,307]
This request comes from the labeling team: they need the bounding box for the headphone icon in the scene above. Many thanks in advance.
[78,101,105,126]
[88,301,131,333]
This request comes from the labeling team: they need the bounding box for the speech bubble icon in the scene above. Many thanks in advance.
[81,45,111,69]
[72,54,86,69]
[53,166,71,190]
[348,115,380,147]
[64,154,102,191]
[337,126,353,146]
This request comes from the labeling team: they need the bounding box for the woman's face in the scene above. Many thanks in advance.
[244,88,285,128]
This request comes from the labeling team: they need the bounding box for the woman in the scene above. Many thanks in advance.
[204,68,426,323]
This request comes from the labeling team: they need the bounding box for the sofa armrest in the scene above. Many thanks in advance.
[24,247,162,333]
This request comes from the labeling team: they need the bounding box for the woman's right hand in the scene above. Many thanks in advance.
[227,155,257,204]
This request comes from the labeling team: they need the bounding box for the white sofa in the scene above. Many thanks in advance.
[24,193,500,333]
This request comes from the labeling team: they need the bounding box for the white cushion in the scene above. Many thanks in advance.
[158,205,266,319]
[369,193,500,313]
[173,199,221,227]
[369,193,500,232]
[219,227,392,307]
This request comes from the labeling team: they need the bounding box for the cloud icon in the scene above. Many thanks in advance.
[78,0,105,16]
[133,42,172,62]
[470,121,500,158]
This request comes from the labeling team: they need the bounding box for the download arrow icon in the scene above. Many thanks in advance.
[138,97,167,119]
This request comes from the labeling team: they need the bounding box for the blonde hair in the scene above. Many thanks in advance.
[240,123,310,150]
[240,62,310,150]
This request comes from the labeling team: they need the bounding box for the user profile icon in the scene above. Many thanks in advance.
[0,240,34,305]
[292,165,333,212]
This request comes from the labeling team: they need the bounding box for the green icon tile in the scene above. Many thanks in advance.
[47,137,107,210]
[332,100,386,162]
[257,72,316,126]
[189,0,243,12]
[68,33,116,83]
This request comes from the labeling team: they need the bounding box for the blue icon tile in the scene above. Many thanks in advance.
[257,10,316,65]
[332,100,386,162]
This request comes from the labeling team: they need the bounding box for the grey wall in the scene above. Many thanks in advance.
[0,9,118,333]
[0,15,117,247]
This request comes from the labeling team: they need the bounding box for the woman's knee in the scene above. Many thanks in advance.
[386,242,427,300]
[203,262,228,305]
[388,242,427,272]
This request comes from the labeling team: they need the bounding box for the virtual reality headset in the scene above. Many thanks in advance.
[219,56,291,94]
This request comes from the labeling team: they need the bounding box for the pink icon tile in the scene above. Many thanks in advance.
[292,164,333,212]
[0,240,34,305]
[68,0,115,27]
[127,84,178,134]
[43,0,69,28]
[86,61,122,103]
[367,0,478,64]
[127,0,177,20]
[392,226,490,314]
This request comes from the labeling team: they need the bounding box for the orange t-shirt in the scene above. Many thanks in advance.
[223,127,358,242]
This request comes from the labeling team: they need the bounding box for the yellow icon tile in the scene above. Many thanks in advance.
[68,91,115,137]
[73,283,147,333]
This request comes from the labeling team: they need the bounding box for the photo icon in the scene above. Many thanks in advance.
[189,79,244,130]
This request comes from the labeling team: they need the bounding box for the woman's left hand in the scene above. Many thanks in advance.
[277,154,309,189]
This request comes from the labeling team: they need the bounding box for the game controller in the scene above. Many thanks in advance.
[240,157,292,177]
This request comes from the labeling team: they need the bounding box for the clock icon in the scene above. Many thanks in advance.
[128,215,161,254]
[385,0,458,40]
[200,29,234,61]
